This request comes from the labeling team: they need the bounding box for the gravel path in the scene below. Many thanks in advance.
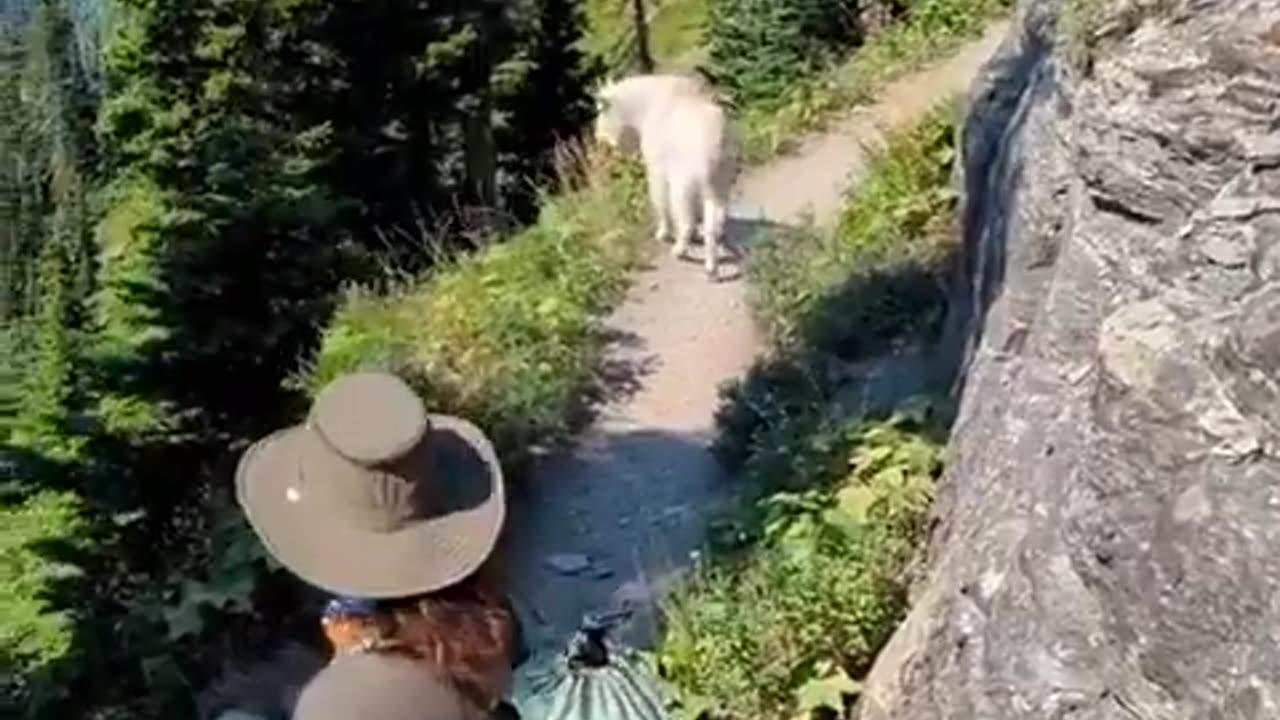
[500,23,1011,654]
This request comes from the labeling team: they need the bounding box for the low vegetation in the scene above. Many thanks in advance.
[1058,0,1103,73]
[653,105,963,719]
[0,489,88,697]
[748,102,959,354]
[585,0,1008,163]
[301,148,650,473]
[733,0,1010,162]
[659,409,943,719]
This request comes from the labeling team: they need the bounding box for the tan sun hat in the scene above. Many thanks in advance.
[292,651,486,720]
[235,371,505,598]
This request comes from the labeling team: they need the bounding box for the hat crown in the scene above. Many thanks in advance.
[309,372,429,466]
[304,372,431,533]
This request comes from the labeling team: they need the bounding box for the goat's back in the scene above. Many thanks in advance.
[647,90,735,186]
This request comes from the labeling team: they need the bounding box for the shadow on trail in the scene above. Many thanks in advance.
[662,216,792,284]
[500,426,736,654]
[712,246,965,481]
[571,216,790,431]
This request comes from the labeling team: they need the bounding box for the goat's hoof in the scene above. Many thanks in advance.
[671,245,689,260]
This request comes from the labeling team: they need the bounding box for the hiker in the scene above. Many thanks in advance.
[292,651,489,720]
[235,370,522,719]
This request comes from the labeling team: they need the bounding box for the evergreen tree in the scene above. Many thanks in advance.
[2,0,604,716]
[706,0,859,105]
[496,0,603,221]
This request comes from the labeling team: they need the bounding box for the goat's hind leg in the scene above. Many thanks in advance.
[669,176,697,262]
[645,162,671,244]
[700,190,727,280]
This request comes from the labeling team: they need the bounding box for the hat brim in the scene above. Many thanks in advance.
[236,414,505,598]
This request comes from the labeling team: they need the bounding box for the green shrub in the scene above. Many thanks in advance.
[667,102,966,720]
[735,0,1011,161]
[300,149,650,473]
[658,409,943,720]
[0,489,89,704]
[712,354,831,472]
[721,103,964,489]
[706,0,858,106]
[748,101,959,354]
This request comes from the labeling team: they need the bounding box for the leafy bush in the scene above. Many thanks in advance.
[658,409,943,720]
[735,0,1011,161]
[0,489,89,707]
[664,103,966,720]
[748,101,959,354]
[301,149,650,474]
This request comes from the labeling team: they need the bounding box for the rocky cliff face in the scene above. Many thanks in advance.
[860,0,1280,717]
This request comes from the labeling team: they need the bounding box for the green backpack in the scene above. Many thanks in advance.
[509,610,670,720]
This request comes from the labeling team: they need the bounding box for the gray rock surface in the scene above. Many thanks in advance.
[859,0,1280,718]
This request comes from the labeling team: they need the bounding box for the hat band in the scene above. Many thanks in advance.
[301,426,428,533]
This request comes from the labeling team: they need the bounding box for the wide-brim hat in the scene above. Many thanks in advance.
[236,371,505,598]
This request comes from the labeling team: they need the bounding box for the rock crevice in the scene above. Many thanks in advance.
[861,1,1280,718]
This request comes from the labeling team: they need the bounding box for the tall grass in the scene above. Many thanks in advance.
[299,147,650,475]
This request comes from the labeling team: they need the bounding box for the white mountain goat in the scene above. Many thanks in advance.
[593,73,738,279]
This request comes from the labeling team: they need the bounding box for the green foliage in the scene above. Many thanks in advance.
[0,488,89,708]
[303,150,650,473]
[658,409,943,720]
[735,0,1010,162]
[648,0,709,63]
[3,0,606,717]
[705,0,858,106]
[0,45,99,716]
[664,105,965,720]
[584,0,709,70]
[749,102,959,355]
[161,511,277,643]
[0,488,88,671]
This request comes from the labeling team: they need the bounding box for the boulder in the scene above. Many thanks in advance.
[860,0,1280,717]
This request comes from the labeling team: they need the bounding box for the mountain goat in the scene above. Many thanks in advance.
[594,73,738,279]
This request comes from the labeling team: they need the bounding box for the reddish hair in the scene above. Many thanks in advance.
[321,561,516,712]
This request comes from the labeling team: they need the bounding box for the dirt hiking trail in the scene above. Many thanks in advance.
[501,22,1010,654]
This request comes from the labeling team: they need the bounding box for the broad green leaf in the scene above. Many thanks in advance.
[835,483,879,523]
[851,443,894,472]
[793,663,863,714]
